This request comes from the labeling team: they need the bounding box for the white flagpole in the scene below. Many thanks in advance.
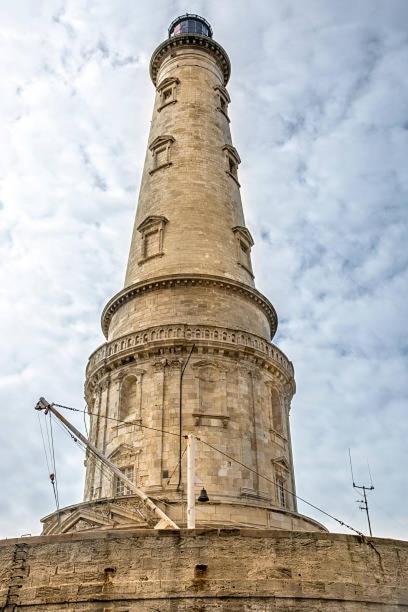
[186,433,196,529]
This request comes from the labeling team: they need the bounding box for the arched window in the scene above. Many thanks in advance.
[192,361,229,427]
[270,387,283,434]
[119,375,138,421]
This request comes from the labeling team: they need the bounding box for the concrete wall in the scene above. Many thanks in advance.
[1,529,407,610]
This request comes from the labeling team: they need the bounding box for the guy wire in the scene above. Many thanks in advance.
[53,402,367,539]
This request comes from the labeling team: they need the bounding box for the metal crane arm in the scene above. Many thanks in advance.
[35,397,179,530]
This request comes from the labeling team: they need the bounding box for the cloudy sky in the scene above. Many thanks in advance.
[1,0,407,540]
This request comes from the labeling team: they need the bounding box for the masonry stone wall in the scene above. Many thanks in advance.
[105,282,273,342]
[40,340,326,536]
[73,32,298,536]
[1,529,407,610]
[125,46,250,289]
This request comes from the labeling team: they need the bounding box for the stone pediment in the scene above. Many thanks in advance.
[272,456,290,473]
[222,144,241,164]
[47,508,113,535]
[192,359,228,372]
[149,135,175,151]
[214,84,231,103]
[109,501,147,523]
[137,215,168,233]
[157,76,179,91]
[232,226,254,247]
[108,443,141,462]
[43,498,153,535]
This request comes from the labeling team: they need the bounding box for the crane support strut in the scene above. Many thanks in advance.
[35,397,179,530]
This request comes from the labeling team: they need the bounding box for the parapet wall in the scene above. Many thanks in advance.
[0,528,407,610]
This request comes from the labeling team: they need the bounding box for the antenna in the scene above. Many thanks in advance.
[348,447,355,485]
[367,460,374,488]
[348,448,375,537]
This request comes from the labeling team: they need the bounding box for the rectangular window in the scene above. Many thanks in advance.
[144,230,160,259]
[240,240,248,255]
[115,466,134,496]
[277,479,286,508]
[155,146,167,168]
[229,157,237,176]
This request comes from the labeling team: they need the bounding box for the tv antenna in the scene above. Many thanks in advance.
[348,448,374,536]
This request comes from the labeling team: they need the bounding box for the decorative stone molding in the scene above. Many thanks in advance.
[108,443,141,463]
[223,144,241,186]
[193,360,229,420]
[157,76,180,111]
[272,456,290,476]
[89,324,291,372]
[168,358,183,370]
[137,215,168,264]
[233,226,254,278]
[150,34,231,85]
[99,377,111,392]
[101,273,278,338]
[153,358,167,372]
[214,84,230,121]
[41,497,155,535]
[86,323,295,395]
[148,135,175,174]
[193,413,229,428]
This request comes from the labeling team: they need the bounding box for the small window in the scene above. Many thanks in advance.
[155,146,167,168]
[214,85,231,120]
[157,77,179,111]
[149,135,175,174]
[232,226,254,278]
[277,479,286,508]
[137,215,168,264]
[223,144,241,186]
[119,375,138,421]
[144,229,160,259]
[115,466,134,496]
[271,387,283,433]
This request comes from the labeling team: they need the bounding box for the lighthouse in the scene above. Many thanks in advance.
[41,13,323,534]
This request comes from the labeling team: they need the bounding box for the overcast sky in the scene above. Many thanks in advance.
[1,0,407,540]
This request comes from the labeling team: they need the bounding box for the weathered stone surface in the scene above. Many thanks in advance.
[0,529,407,610]
[21,15,405,612]
[34,15,309,535]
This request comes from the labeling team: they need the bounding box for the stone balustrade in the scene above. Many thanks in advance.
[86,323,294,378]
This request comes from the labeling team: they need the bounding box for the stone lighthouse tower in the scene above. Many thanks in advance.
[42,13,323,534]
[3,15,406,612]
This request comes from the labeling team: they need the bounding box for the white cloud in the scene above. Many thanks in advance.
[0,0,407,540]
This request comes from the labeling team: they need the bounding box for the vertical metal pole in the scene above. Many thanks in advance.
[186,433,196,529]
[363,487,373,537]
[177,343,195,491]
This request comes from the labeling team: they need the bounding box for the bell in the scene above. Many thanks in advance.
[197,487,209,503]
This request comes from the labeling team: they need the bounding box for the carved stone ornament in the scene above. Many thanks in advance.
[272,456,291,478]
[148,135,175,175]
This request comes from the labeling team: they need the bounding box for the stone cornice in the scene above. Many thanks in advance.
[101,274,278,339]
[150,34,231,86]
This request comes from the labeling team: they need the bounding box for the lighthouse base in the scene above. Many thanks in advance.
[1,528,407,610]
[40,494,326,535]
